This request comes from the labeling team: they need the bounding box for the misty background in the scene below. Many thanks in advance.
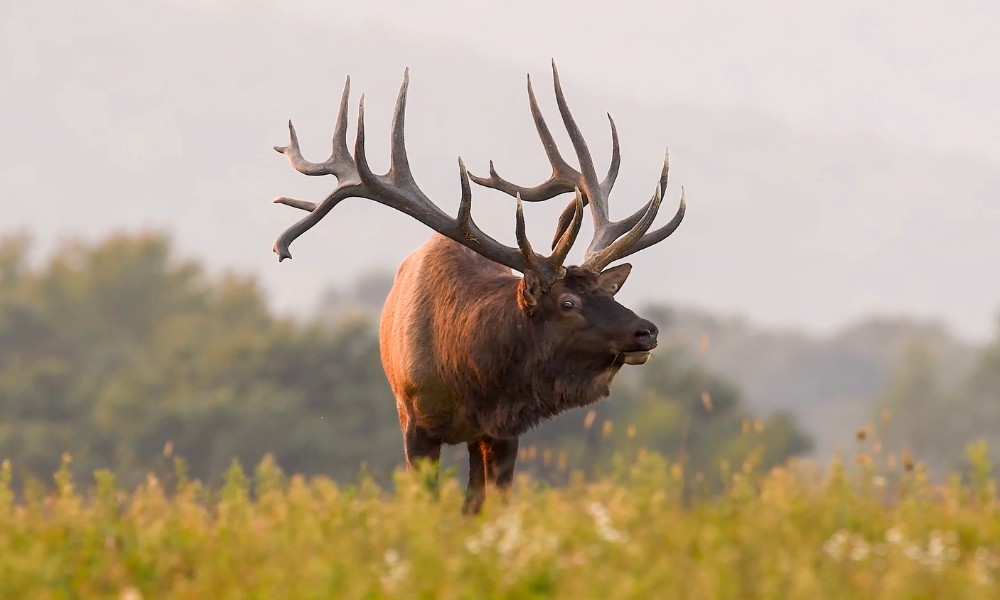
[2,0,999,482]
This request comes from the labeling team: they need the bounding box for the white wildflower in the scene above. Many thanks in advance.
[927,531,945,559]
[823,530,850,561]
[973,547,997,585]
[465,537,482,555]
[849,538,870,561]
[885,527,904,546]
[380,549,410,591]
[495,512,524,560]
[586,502,627,544]
[903,544,923,561]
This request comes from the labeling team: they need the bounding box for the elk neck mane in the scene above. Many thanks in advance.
[426,242,621,438]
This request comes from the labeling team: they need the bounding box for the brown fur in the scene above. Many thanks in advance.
[380,234,658,513]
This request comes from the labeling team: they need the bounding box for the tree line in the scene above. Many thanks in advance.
[0,232,812,489]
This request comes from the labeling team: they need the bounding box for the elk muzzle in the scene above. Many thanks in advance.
[616,318,658,365]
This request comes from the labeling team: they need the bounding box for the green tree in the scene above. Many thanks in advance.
[874,318,1000,474]
[878,342,951,462]
[0,232,400,486]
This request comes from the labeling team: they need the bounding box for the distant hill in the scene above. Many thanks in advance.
[644,305,979,457]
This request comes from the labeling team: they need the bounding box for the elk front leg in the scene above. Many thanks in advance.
[463,437,519,514]
[485,436,519,491]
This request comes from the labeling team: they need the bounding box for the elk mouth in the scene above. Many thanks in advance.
[613,343,656,366]
[618,350,651,365]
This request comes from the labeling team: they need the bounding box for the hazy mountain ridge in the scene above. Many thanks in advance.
[657,305,980,457]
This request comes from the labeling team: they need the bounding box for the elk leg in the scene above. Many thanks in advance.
[485,437,520,491]
[463,440,488,515]
[402,424,441,488]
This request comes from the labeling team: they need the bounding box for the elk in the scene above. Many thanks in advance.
[271,62,685,513]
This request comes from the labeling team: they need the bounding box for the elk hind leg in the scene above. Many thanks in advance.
[396,398,440,469]
[402,422,441,490]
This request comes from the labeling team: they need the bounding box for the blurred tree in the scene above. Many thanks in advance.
[878,342,951,463]
[0,232,399,487]
[874,319,1000,475]
[951,317,1000,468]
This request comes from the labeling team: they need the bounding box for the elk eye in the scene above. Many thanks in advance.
[561,299,575,311]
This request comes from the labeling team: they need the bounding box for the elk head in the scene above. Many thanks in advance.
[523,264,660,366]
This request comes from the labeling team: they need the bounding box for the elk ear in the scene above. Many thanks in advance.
[598,263,632,295]
[518,270,544,313]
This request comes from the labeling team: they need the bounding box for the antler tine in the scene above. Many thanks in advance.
[456,157,476,239]
[514,195,540,270]
[550,60,607,223]
[613,149,669,232]
[273,76,356,179]
[583,182,664,272]
[468,74,580,202]
[548,114,620,250]
[331,76,353,166]
[602,114,621,195]
[582,148,684,266]
[389,68,417,187]
[549,188,584,269]
[524,73,579,187]
[470,160,574,202]
[610,187,686,262]
[353,94,374,185]
[272,188,349,261]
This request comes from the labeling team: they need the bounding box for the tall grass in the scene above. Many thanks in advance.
[1,444,998,599]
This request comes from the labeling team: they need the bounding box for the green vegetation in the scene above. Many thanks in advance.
[1,449,998,599]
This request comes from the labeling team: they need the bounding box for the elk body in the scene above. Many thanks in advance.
[271,63,685,513]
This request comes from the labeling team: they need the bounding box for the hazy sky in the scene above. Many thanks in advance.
[2,0,999,340]
[270,0,1000,161]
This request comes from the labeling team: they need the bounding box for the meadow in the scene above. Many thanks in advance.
[1,442,998,600]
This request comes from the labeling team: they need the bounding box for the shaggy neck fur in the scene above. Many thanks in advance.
[454,277,621,439]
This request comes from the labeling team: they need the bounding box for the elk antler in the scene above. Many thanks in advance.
[469,61,686,272]
[271,70,585,285]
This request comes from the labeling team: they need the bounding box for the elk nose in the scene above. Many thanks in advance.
[634,320,659,345]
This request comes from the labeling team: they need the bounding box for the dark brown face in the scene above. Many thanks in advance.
[521,264,659,366]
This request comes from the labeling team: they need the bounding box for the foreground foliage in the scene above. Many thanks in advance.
[2,451,998,600]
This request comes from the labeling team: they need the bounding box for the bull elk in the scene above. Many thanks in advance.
[271,62,685,513]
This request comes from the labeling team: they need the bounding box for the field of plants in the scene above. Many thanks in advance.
[1,444,998,600]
